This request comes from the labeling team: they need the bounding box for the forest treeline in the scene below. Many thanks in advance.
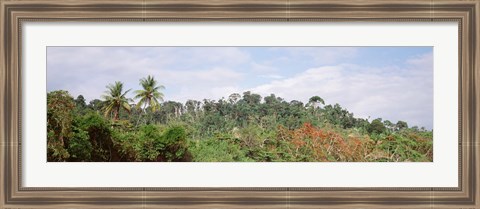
[47,76,433,162]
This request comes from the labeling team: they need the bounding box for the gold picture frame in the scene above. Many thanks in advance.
[1,0,478,208]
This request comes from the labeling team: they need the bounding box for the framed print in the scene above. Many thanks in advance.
[1,0,479,208]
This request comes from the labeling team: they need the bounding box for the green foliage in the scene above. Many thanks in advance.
[48,86,433,162]
[47,90,75,161]
[136,124,163,161]
[113,124,191,162]
[396,120,409,130]
[160,126,191,161]
[67,126,92,161]
[189,138,249,162]
[111,129,139,161]
[308,95,325,108]
[237,124,264,158]
[88,99,104,112]
[77,112,116,161]
[47,130,70,162]
[370,131,433,162]
[368,119,386,134]
[75,95,87,109]
[134,75,165,112]
[102,81,132,120]
[322,104,356,129]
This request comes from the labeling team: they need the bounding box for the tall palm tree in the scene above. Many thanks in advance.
[134,75,165,112]
[102,81,132,120]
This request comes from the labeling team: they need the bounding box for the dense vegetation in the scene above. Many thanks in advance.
[47,76,433,162]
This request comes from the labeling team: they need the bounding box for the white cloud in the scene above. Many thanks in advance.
[407,52,432,67]
[250,62,277,73]
[281,47,359,65]
[47,47,250,103]
[47,47,432,128]
[159,68,244,102]
[250,53,433,129]
[170,85,241,103]
[258,74,284,79]
[160,67,244,84]
[186,47,250,66]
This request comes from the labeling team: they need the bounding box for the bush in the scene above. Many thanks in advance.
[189,138,249,162]
[112,129,140,161]
[77,113,115,161]
[368,119,386,134]
[131,124,191,162]
[135,124,163,161]
[372,132,433,162]
[276,123,370,162]
[159,125,191,161]
[47,90,75,161]
[67,126,92,161]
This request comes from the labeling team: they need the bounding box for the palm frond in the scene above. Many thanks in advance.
[122,102,131,113]
[134,75,165,111]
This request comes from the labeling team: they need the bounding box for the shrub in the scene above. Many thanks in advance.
[132,124,191,162]
[368,119,386,134]
[276,123,370,162]
[159,126,191,161]
[135,124,163,161]
[77,113,115,161]
[67,126,92,161]
[189,138,249,162]
[47,90,75,161]
[111,129,140,161]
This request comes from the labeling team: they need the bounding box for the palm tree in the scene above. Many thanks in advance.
[102,81,132,120]
[134,75,165,112]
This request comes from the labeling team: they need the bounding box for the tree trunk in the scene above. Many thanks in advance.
[114,107,119,120]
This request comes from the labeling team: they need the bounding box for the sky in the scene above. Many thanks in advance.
[47,47,433,129]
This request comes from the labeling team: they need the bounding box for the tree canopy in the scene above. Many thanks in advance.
[47,76,432,162]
